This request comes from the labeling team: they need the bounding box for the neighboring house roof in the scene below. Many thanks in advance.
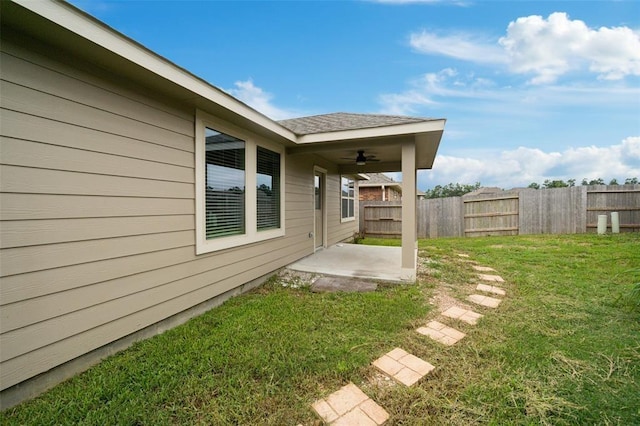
[358,173,402,192]
[358,174,425,197]
[279,113,433,136]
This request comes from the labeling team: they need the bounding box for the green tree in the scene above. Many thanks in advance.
[528,182,541,189]
[582,178,605,185]
[424,182,481,198]
[625,177,638,184]
[609,178,619,185]
[543,179,569,188]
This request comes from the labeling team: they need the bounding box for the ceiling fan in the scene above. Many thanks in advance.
[342,150,380,166]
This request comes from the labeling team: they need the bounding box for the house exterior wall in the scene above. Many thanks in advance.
[359,186,401,201]
[0,29,355,398]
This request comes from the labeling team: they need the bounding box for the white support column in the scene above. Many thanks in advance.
[401,140,417,281]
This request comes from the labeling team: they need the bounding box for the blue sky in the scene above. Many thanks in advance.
[70,0,639,190]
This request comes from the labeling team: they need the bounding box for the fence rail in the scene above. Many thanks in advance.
[359,185,640,238]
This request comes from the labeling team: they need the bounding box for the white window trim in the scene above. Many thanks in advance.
[340,176,356,223]
[195,110,285,255]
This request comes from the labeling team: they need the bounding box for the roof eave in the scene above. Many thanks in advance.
[296,119,446,144]
[8,0,298,144]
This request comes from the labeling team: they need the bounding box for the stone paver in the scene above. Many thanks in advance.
[478,273,505,283]
[372,348,435,387]
[476,283,506,296]
[311,277,377,293]
[416,320,466,345]
[442,306,483,325]
[468,294,502,308]
[472,265,495,272]
[312,382,389,425]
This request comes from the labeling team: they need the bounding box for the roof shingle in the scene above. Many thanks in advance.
[278,112,433,136]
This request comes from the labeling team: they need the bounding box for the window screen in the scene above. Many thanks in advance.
[205,127,245,239]
[257,146,281,230]
[341,177,355,219]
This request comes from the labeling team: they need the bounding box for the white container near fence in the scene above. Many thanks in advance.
[597,214,607,234]
[611,212,620,234]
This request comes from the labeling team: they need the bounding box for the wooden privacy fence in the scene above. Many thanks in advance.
[463,191,519,237]
[359,185,640,238]
[362,204,402,237]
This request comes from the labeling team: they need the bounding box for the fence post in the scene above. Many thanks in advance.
[611,212,620,234]
[597,215,607,234]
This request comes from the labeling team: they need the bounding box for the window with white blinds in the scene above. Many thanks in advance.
[205,127,246,239]
[257,146,281,231]
[341,176,355,221]
[195,110,285,254]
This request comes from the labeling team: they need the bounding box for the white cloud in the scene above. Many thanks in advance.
[378,91,436,115]
[226,79,300,120]
[408,12,640,84]
[410,31,506,64]
[419,137,640,189]
[378,65,640,116]
[378,68,502,114]
[500,12,640,84]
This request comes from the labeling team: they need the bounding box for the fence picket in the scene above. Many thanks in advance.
[359,184,640,238]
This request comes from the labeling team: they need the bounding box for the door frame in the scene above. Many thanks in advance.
[313,166,327,251]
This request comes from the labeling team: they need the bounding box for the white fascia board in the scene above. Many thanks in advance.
[359,182,402,189]
[15,0,297,143]
[296,119,446,144]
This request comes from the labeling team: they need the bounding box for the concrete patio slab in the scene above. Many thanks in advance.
[476,283,506,296]
[478,274,505,283]
[417,320,466,345]
[472,265,496,272]
[287,243,406,282]
[312,382,388,425]
[372,348,435,386]
[468,294,502,308]
[442,306,483,325]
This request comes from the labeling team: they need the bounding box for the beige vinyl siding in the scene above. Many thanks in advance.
[1,234,311,390]
[1,137,193,183]
[284,155,358,246]
[0,31,317,392]
[0,193,194,220]
[1,80,192,153]
[0,215,195,249]
[2,109,193,167]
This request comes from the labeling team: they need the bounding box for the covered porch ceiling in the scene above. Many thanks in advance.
[280,113,446,174]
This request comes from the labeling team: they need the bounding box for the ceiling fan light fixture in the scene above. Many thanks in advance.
[356,150,367,166]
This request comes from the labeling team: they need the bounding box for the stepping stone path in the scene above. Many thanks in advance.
[417,320,466,345]
[441,305,483,325]
[476,283,505,296]
[472,265,495,272]
[312,382,389,425]
[311,261,508,424]
[478,273,505,283]
[372,347,435,386]
[468,294,502,308]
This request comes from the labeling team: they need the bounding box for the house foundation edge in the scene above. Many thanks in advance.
[0,270,277,410]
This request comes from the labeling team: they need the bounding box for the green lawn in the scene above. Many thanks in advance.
[2,234,639,425]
